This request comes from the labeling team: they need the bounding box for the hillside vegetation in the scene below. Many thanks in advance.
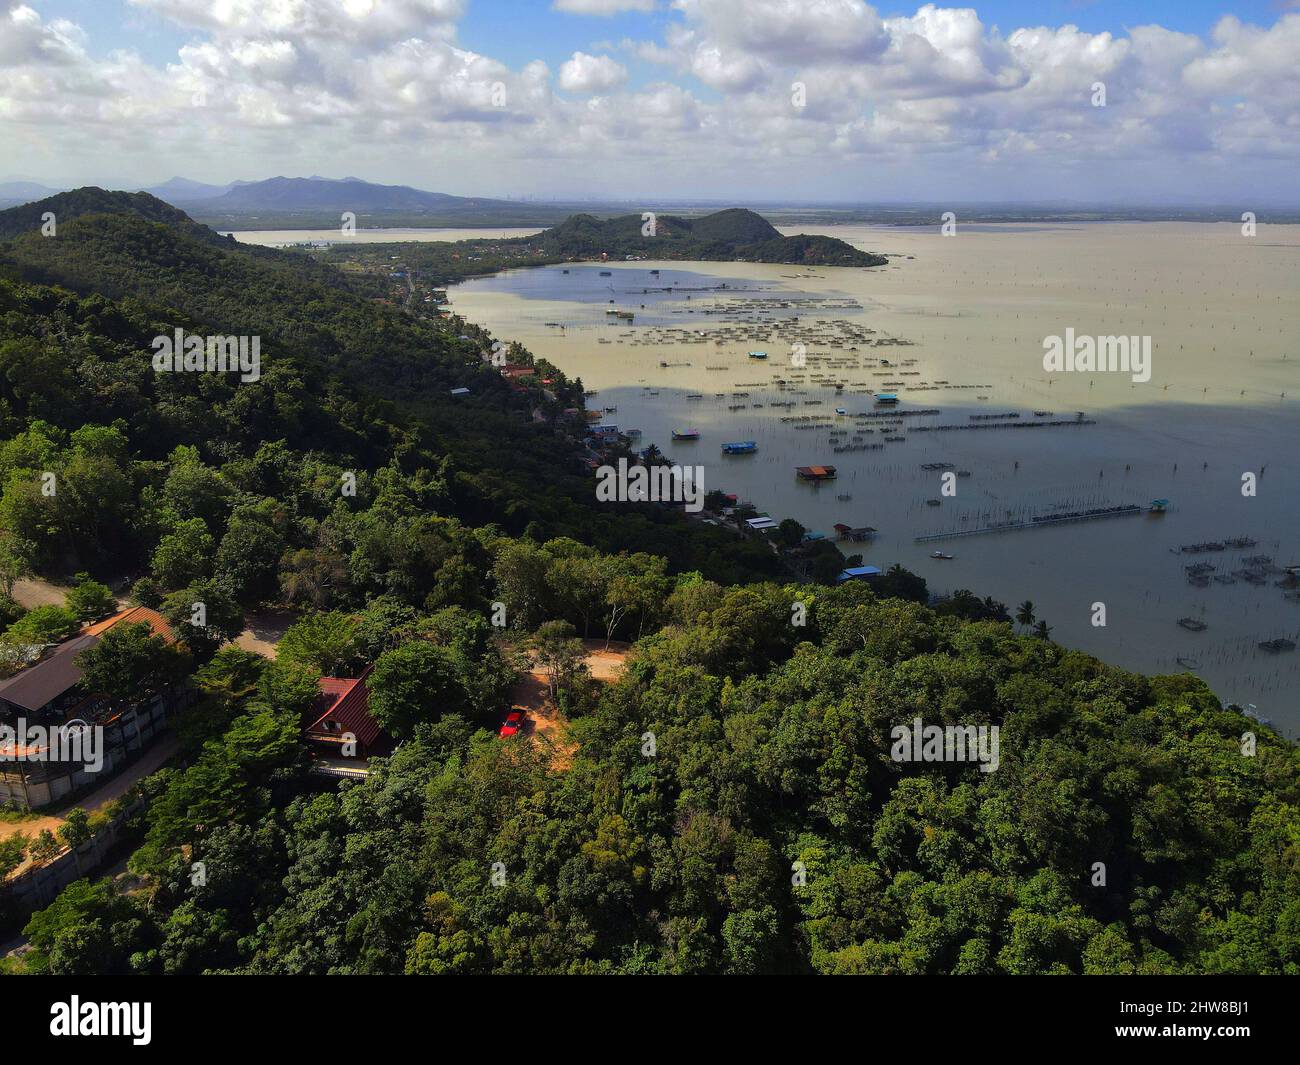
[0,190,1294,977]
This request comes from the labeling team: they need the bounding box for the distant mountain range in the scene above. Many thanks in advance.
[140,176,242,201]
[0,181,66,209]
[172,176,574,228]
[0,176,573,228]
[3,177,1294,227]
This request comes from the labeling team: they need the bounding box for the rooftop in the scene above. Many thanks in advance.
[0,607,174,714]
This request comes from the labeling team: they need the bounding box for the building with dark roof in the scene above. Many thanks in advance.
[0,607,175,717]
[0,607,189,810]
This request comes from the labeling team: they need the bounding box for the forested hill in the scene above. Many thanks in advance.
[0,188,214,243]
[0,189,782,583]
[525,207,887,267]
[0,189,1296,978]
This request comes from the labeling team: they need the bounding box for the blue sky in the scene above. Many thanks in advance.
[5,1,1299,202]
[35,1,1288,62]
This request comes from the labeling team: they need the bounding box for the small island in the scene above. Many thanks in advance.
[522,207,886,267]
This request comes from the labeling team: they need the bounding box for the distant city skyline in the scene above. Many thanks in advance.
[4,0,1298,203]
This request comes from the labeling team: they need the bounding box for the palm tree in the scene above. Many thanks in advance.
[1015,600,1036,631]
[641,443,663,464]
[1033,619,1053,641]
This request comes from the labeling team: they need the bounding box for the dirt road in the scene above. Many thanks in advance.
[506,639,630,768]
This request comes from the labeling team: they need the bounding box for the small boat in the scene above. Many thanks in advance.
[599,271,612,276]
[1177,617,1207,632]
[926,499,941,506]
[672,429,700,441]
[604,406,617,413]
[930,551,954,560]
[722,441,758,454]
[1176,657,1199,669]
[875,393,899,406]
[835,408,848,416]
[1259,638,1297,653]
[748,351,769,360]
[650,269,660,275]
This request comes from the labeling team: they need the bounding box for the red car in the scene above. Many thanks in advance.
[499,710,525,738]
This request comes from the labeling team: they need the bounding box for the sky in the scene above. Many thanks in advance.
[3,0,1298,204]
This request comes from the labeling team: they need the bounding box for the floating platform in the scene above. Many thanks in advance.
[915,503,1146,543]
[796,465,837,481]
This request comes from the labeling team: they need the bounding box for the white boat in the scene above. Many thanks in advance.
[930,551,954,559]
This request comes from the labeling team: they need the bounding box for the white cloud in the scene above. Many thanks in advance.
[0,1,1296,200]
[558,51,628,93]
[128,0,465,41]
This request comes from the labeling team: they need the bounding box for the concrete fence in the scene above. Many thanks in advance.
[2,795,145,917]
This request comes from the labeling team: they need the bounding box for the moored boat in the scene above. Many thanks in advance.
[722,441,758,454]
[672,428,701,441]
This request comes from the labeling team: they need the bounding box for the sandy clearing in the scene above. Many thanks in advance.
[234,610,297,659]
[505,639,630,769]
[10,578,71,610]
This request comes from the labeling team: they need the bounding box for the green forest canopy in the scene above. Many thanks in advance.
[0,192,1295,976]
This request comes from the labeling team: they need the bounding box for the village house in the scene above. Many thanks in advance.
[301,665,390,779]
[0,607,191,810]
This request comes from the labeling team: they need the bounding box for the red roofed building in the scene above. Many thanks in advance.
[302,666,390,775]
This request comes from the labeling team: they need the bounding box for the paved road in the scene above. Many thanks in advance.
[2,735,180,877]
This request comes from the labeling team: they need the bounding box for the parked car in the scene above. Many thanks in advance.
[499,710,525,737]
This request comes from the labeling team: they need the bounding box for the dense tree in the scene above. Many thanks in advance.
[160,580,244,663]
[75,621,188,703]
[0,835,27,879]
[276,611,360,675]
[4,604,79,645]
[367,641,467,738]
[64,572,116,622]
[151,518,215,589]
